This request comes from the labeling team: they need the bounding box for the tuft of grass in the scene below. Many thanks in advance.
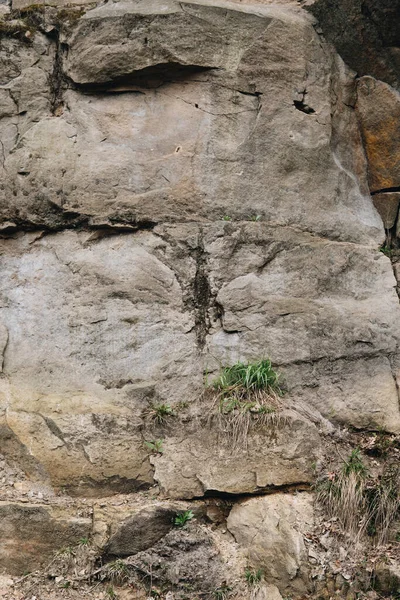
[210,359,283,448]
[105,559,130,584]
[214,585,231,599]
[144,438,164,454]
[0,17,31,41]
[342,448,368,478]
[106,586,117,599]
[317,449,400,545]
[317,448,368,541]
[78,537,90,546]
[245,567,263,586]
[380,245,393,258]
[213,359,280,394]
[55,6,86,24]
[222,215,232,221]
[146,403,174,425]
[173,510,194,527]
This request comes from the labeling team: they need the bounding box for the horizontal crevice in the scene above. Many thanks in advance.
[73,63,214,92]
[371,186,400,195]
[0,218,158,237]
[193,482,312,501]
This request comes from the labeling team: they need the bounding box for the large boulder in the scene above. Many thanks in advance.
[1,1,382,244]
[153,409,321,499]
[356,77,400,194]
[0,502,91,575]
[227,492,314,594]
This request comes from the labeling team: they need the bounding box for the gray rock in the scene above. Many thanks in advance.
[105,505,177,557]
[227,492,314,593]
[0,501,91,575]
[153,409,320,499]
[306,0,400,90]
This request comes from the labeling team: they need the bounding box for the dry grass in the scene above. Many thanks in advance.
[317,449,400,546]
[211,390,285,450]
[207,359,285,449]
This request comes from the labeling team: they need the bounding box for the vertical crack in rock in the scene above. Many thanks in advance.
[193,229,211,351]
[48,30,65,115]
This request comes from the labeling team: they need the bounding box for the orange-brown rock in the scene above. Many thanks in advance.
[356,77,400,193]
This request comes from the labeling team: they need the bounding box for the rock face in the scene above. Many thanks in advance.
[356,77,400,194]
[306,0,400,90]
[153,409,320,499]
[227,493,314,593]
[0,502,91,575]
[1,0,399,500]
[1,0,400,595]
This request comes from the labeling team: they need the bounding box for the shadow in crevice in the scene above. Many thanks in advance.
[74,63,214,93]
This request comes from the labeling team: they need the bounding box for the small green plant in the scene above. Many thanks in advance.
[210,359,282,449]
[147,403,174,424]
[58,546,75,557]
[214,585,232,599]
[245,567,263,586]
[60,580,71,589]
[222,215,232,221]
[78,537,90,546]
[250,215,261,221]
[380,245,393,258]
[106,586,117,599]
[144,439,164,454]
[342,448,368,478]
[105,559,129,584]
[174,510,194,527]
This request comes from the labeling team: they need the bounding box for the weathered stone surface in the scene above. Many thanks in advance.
[227,492,314,593]
[153,409,320,499]
[254,584,284,600]
[1,219,400,493]
[283,356,400,432]
[105,505,177,557]
[0,501,91,574]
[0,230,198,494]
[373,193,400,229]
[202,222,400,432]
[356,77,400,193]
[0,1,383,244]
[306,0,400,90]
[130,523,236,596]
[0,0,400,499]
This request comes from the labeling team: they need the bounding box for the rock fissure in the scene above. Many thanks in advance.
[371,186,400,196]
[192,230,212,351]
[48,30,64,115]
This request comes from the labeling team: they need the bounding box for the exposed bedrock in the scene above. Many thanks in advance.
[1,2,400,590]
[0,0,399,499]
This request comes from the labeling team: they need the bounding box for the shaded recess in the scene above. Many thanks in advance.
[307,0,400,89]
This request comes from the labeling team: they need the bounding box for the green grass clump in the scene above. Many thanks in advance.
[210,359,283,449]
[317,448,400,545]
[245,567,263,586]
[213,359,280,394]
[147,403,174,425]
[214,585,231,599]
[342,448,368,478]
